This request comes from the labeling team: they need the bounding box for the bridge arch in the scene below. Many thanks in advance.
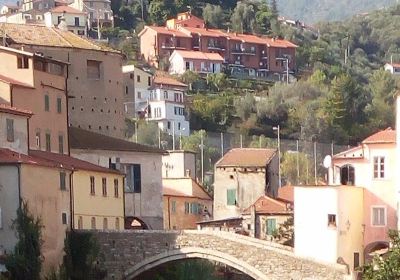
[124,247,266,280]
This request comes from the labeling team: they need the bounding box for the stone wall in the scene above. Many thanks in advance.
[89,230,349,280]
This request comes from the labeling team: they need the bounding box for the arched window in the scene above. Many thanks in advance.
[340,165,355,185]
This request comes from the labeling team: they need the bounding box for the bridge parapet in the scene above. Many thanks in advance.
[86,230,349,280]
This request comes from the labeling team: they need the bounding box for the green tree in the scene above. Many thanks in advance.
[281,151,313,185]
[202,4,224,28]
[255,1,272,34]
[149,0,174,25]
[206,73,228,92]
[235,93,256,120]
[5,201,43,280]
[230,2,258,33]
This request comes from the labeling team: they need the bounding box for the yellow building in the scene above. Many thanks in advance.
[30,150,125,231]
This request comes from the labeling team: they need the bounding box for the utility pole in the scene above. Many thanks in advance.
[220,132,224,157]
[296,140,300,184]
[240,134,243,148]
[200,131,204,184]
[314,141,317,185]
[273,125,281,188]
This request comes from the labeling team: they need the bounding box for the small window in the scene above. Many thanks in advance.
[184,202,189,214]
[74,17,79,26]
[17,56,29,69]
[229,175,234,179]
[167,121,171,129]
[58,135,64,154]
[90,176,95,195]
[60,172,66,190]
[114,179,119,198]
[137,91,142,99]
[227,189,236,205]
[35,132,40,148]
[91,217,96,229]
[45,133,51,152]
[6,118,14,142]
[137,75,141,82]
[164,91,168,99]
[125,86,128,95]
[78,216,83,229]
[148,76,151,86]
[171,201,176,213]
[102,178,107,196]
[44,95,50,111]
[115,217,120,230]
[57,97,62,113]
[87,60,101,79]
[372,207,386,226]
[328,214,336,227]
[103,218,108,230]
[373,156,385,179]
[62,212,67,225]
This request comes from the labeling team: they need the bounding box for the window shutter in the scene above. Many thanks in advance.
[6,119,14,142]
[227,189,236,205]
[133,164,141,193]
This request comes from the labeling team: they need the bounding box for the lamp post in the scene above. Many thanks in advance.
[273,125,281,188]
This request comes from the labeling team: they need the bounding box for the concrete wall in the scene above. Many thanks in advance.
[72,170,124,230]
[162,151,196,179]
[71,148,163,229]
[0,111,29,154]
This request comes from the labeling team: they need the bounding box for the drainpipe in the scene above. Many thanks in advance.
[167,196,171,230]
[69,170,74,231]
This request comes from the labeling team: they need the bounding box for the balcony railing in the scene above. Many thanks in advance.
[231,48,256,55]
[161,43,185,49]
[208,44,225,51]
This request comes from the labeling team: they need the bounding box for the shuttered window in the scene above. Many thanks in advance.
[227,189,236,205]
[184,202,190,214]
[60,172,66,190]
[6,118,14,142]
[266,219,276,235]
[372,207,386,226]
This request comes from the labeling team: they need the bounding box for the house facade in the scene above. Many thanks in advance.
[163,177,212,230]
[169,50,223,75]
[384,63,400,74]
[213,148,279,220]
[44,5,87,36]
[162,150,196,179]
[0,4,19,15]
[69,127,165,229]
[0,23,126,139]
[0,46,69,154]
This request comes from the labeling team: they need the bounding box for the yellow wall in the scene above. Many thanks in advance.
[72,170,124,230]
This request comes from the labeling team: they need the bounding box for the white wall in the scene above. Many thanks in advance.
[162,151,196,179]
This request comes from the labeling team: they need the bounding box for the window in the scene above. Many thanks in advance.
[102,178,107,196]
[125,86,128,95]
[178,122,181,130]
[89,1,93,7]
[266,219,276,235]
[60,172,66,190]
[90,176,95,195]
[137,92,142,99]
[74,17,79,26]
[137,75,141,82]
[190,203,199,214]
[6,118,14,142]
[115,218,120,230]
[185,61,190,70]
[57,97,62,113]
[62,212,67,225]
[17,56,29,68]
[373,156,385,179]
[44,95,50,111]
[90,11,93,18]
[91,217,96,229]
[328,214,337,227]
[104,12,108,20]
[58,135,64,154]
[171,201,176,213]
[126,164,141,193]
[164,91,168,99]
[35,132,41,148]
[354,252,360,269]
[227,189,236,205]
[87,60,101,79]
[154,107,161,118]
[45,133,51,152]
[184,202,190,214]
[148,76,151,86]
[167,121,171,130]
[114,179,119,197]
[103,218,108,230]
[372,207,386,226]
[78,216,83,229]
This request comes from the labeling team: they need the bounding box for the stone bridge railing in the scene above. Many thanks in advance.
[89,230,349,280]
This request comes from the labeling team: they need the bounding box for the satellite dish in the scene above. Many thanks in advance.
[323,155,332,169]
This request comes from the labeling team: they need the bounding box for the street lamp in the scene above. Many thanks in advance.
[273,125,281,188]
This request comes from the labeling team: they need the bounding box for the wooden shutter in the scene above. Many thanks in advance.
[227,189,236,205]
[266,219,276,235]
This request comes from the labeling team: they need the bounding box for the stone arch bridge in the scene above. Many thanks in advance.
[90,230,349,280]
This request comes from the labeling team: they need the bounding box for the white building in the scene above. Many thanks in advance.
[169,50,224,75]
[0,4,19,15]
[384,63,400,74]
[44,6,87,36]
[148,74,189,136]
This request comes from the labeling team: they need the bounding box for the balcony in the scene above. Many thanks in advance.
[161,42,186,50]
[231,48,256,55]
[261,50,268,60]
[208,44,225,51]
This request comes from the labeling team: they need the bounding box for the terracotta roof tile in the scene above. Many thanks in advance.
[163,178,212,200]
[29,150,123,175]
[154,72,187,88]
[180,27,225,38]
[387,63,400,68]
[264,38,298,48]
[142,26,192,38]
[221,31,267,44]
[172,50,223,61]
[0,104,33,117]
[277,185,294,203]
[362,128,396,144]
[243,195,292,215]
[50,5,85,14]
[0,74,34,88]
[216,148,277,167]
[0,148,68,169]
[69,126,165,154]
[0,23,119,53]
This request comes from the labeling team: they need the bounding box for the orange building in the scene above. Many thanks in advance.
[163,177,212,230]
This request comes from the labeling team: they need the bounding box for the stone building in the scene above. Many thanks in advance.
[213,148,279,220]
[0,23,126,139]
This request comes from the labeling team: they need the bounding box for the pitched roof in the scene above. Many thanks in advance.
[386,63,400,68]
[216,148,277,167]
[0,23,119,53]
[264,38,298,48]
[362,128,396,144]
[139,26,192,38]
[153,72,187,88]
[0,74,34,88]
[29,150,122,175]
[242,195,292,215]
[50,5,85,14]
[0,148,69,169]
[0,103,33,117]
[172,50,223,61]
[222,31,267,44]
[69,126,166,154]
[180,27,225,38]
[277,185,294,204]
[163,177,212,200]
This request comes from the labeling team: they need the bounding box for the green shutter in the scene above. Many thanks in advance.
[227,189,236,205]
[266,219,277,235]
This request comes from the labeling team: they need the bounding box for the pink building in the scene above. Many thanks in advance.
[169,50,224,75]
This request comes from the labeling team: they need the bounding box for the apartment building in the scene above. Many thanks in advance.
[0,23,126,139]
[0,46,69,154]
[44,5,87,36]
[139,12,298,79]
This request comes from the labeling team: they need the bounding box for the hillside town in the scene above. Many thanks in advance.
[1,0,400,279]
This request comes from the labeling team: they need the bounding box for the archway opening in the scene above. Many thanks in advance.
[364,241,389,263]
[124,216,149,230]
[132,258,255,280]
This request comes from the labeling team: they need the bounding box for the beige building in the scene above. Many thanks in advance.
[213,148,279,220]
[0,46,69,154]
[69,127,166,229]
[163,177,212,230]
[0,23,126,139]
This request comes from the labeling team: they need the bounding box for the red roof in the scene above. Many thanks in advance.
[29,150,123,175]
[172,50,223,61]
[277,185,294,203]
[163,178,212,200]
[387,63,400,68]
[51,5,85,14]
[264,38,298,48]
[362,128,396,144]
[0,104,33,117]
[243,195,292,215]
[216,148,277,167]
[154,72,187,88]
[181,27,225,38]
[0,148,68,169]
[0,74,34,88]
[221,31,267,44]
[141,26,191,38]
